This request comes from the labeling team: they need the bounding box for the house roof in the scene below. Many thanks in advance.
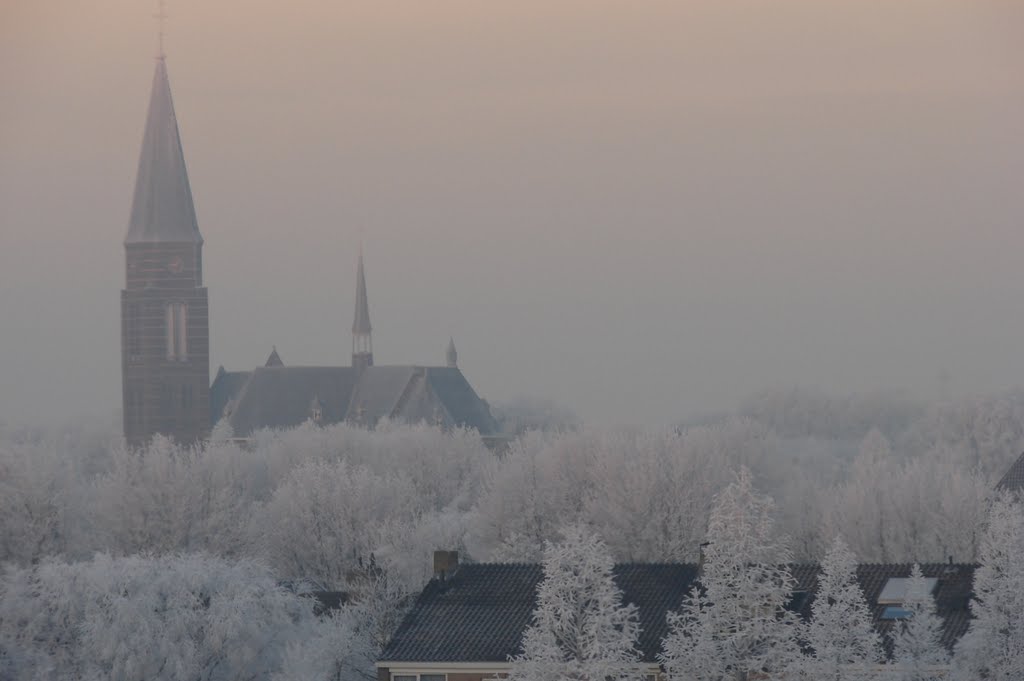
[125,58,203,245]
[380,561,976,665]
[996,451,1024,492]
[381,563,696,664]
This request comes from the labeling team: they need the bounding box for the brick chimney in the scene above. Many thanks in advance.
[433,550,459,580]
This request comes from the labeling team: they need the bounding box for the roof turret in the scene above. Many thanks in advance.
[265,346,284,367]
[446,338,458,368]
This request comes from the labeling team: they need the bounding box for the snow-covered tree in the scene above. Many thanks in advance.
[659,466,800,681]
[275,609,373,681]
[953,495,1024,680]
[795,536,882,680]
[508,525,643,681]
[891,564,948,681]
[0,553,324,681]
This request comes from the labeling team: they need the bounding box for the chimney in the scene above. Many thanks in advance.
[433,550,459,580]
[698,542,712,577]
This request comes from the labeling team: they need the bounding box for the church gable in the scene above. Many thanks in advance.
[426,367,499,434]
[225,366,357,436]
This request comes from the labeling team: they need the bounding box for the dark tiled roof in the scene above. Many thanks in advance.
[381,563,697,664]
[209,368,252,425]
[778,563,974,654]
[857,563,974,653]
[380,562,976,664]
[425,367,499,435]
[210,363,499,436]
[996,451,1024,492]
[346,366,418,426]
[226,366,357,436]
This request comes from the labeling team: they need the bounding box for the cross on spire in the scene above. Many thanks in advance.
[154,0,168,59]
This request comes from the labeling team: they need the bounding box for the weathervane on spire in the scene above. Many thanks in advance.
[154,0,168,59]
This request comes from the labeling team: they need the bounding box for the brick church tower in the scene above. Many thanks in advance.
[121,56,209,447]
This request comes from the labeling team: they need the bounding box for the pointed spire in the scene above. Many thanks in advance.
[265,346,283,367]
[124,58,203,244]
[352,250,373,372]
[446,337,458,368]
[352,252,372,335]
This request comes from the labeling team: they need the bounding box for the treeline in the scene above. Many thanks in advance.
[3,387,1020,586]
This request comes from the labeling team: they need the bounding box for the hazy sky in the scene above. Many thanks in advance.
[1,1,1023,427]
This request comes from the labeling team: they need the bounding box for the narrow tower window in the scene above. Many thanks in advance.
[165,302,188,361]
[176,303,188,360]
[166,304,176,360]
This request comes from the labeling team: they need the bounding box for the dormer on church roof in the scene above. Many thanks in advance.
[265,346,284,367]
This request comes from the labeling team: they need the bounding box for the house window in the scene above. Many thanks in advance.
[881,606,914,620]
[165,303,188,361]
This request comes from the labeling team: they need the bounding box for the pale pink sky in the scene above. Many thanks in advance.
[1,1,1023,426]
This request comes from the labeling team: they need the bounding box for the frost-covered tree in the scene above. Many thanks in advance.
[891,564,948,681]
[953,495,1024,680]
[508,525,643,681]
[275,609,373,681]
[660,467,800,681]
[0,553,328,681]
[795,536,882,681]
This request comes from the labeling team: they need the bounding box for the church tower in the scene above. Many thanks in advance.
[121,56,210,447]
[352,252,373,375]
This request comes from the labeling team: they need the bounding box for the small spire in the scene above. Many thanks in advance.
[265,345,283,367]
[352,253,371,335]
[352,250,374,372]
[446,337,458,368]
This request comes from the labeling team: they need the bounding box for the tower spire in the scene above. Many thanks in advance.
[124,55,202,245]
[352,249,373,373]
[122,47,210,449]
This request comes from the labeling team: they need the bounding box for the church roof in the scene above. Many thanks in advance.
[352,254,372,335]
[346,366,419,425]
[125,58,203,245]
[425,367,498,433]
[996,451,1024,493]
[210,368,252,426]
[222,366,358,435]
[210,363,499,436]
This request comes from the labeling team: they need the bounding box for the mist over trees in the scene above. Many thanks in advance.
[1,387,1018,576]
[1,387,1022,678]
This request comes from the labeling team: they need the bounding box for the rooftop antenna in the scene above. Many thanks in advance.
[154,0,168,59]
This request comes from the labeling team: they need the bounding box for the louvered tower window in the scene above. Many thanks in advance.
[165,303,188,361]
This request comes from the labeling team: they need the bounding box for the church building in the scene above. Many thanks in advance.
[121,56,499,447]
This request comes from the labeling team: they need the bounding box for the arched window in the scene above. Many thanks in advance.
[165,303,188,361]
